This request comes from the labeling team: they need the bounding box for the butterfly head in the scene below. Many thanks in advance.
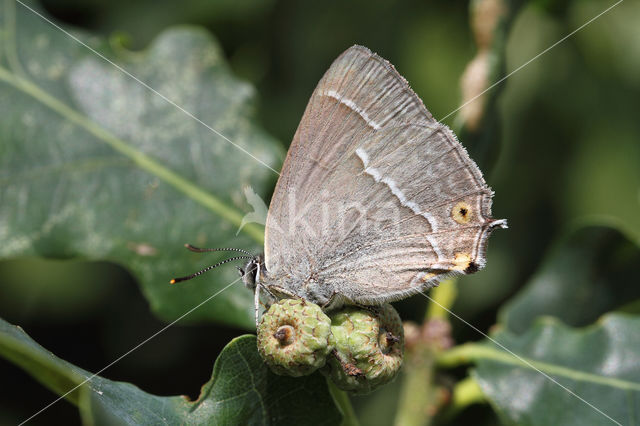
[170,244,259,285]
[238,254,265,291]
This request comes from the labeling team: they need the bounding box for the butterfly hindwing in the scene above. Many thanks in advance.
[312,124,506,304]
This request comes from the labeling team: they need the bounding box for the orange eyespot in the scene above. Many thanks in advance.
[452,252,472,271]
[421,272,437,282]
[452,201,473,224]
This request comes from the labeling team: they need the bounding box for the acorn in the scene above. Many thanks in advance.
[323,304,404,394]
[257,298,333,377]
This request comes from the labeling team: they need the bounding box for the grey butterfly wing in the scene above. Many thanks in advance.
[313,124,506,304]
[265,45,438,275]
[264,45,505,305]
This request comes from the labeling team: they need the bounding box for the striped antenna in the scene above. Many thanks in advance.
[170,255,252,284]
[184,244,252,256]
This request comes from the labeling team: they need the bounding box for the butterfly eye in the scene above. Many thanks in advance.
[452,201,473,224]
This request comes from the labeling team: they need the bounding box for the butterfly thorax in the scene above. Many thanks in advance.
[242,255,341,309]
[263,271,339,308]
[239,254,264,292]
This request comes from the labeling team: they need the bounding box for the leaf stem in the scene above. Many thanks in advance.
[0,65,265,244]
[426,279,458,321]
[327,379,360,426]
[394,280,458,426]
[3,0,27,78]
[393,345,438,426]
[438,377,486,420]
[437,342,640,391]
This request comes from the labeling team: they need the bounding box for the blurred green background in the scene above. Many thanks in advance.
[1,0,638,424]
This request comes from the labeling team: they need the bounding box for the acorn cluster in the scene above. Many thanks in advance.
[256,298,404,393]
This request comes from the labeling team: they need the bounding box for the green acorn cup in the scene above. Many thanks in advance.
[257,298,333,377]
[323,304,404,394]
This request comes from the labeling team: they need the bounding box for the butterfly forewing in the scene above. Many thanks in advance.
[266,46,434,270]
[264,45,506,306]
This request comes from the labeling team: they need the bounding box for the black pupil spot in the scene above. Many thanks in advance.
[460,208,468,216]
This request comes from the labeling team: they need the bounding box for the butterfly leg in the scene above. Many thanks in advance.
[254,283,278,327]
[321,291,347,312]
[265,284,301,301]
[254,286,262,327]
[355,304,387,318]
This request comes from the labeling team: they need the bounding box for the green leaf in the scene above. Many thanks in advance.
[0,2,284,328]
[0,316,341,425]
[439,314,640,425]
[499,224,640,334]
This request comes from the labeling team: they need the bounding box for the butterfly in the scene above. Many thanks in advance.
[174,45,506,324]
